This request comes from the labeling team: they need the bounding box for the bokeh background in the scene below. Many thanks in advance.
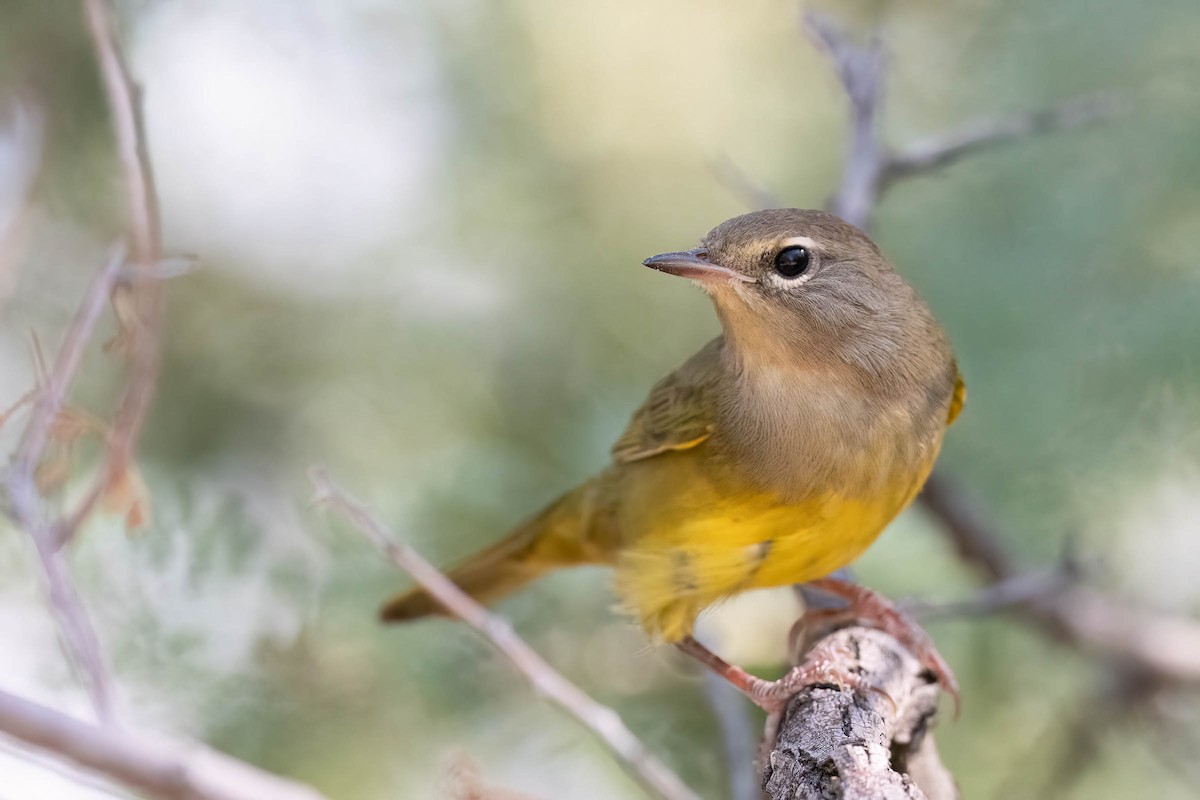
[2,0,1200,797]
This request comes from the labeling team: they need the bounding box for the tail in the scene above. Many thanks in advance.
[380,480,605,623]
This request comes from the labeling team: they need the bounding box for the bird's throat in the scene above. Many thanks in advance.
[717,339,938,504]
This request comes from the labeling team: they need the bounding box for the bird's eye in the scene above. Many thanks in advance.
[774,246,811,278]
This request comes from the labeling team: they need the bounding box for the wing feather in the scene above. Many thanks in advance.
[611,338,723,463]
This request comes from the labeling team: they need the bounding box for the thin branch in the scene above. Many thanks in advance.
[4,245,127,724]
[1,0,176,734]
[805,13,1119,232]
[0,685,329,800]
[904,554,1080,621]
[308,468,701,800]
[78,0,166,543]
[884,93,1122,186]
[916,474,1014,582]
[7,244,126,492]
[806,12,887,230]
[921,475,1200,684]
[82,0,160,263]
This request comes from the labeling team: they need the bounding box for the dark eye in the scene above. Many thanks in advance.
[774,245,811,278]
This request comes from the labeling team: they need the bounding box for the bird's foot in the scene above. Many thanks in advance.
[800,577,960,714]
[677,634,889,716]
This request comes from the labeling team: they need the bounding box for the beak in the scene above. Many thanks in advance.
[642,248,755,284]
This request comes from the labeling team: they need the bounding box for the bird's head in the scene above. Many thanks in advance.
[643,208,939,378]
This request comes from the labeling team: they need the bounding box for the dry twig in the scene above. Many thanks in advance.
[308,468,701,800]
[70,0,167,549]
[0,686,329,800]
[4,244,127,723]
[883,93,1120,187]
[921,475,1200,684]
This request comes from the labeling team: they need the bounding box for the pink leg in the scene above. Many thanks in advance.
[676,635,880,716]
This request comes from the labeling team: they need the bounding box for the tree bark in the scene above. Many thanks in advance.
[762,628,957,800]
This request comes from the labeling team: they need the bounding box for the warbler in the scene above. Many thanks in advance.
[382,209,964,709]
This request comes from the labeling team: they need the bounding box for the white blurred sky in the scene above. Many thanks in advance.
[134,0,448,295]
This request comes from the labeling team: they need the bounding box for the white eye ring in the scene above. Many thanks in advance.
[766,236,818,288]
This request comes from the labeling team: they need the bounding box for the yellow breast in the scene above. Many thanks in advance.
[605,437,939,642]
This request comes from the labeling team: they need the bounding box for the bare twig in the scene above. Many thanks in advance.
[308,469,701,800]
[904,553,1080,621]
[805,12,1119,233]
[921,475,1200,684]
[0,685,329,800]
[75,0,166,547]
[806,12,887,229]
[916,474,1014,582]
[440,752,544,800]
[4,245,127,723]
[884,93,1121,186]
[7,244,126,492]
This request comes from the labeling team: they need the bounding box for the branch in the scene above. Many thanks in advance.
[6,244,126,494]
[762,629,956,800]
[4,245,127,723]
[904,551,1080,621]
[884,93,1121,186]
[77,0,166,545]
[921,474,1200,685]
[805,12,1119,232]
[0,685,328,800]
[806,12,887,229]
[308,469,702,800]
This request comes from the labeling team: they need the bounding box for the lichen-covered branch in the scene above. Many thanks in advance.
[762,628,956,800]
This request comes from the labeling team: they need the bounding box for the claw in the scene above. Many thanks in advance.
[676,579,959,746]
[805,577,961,716]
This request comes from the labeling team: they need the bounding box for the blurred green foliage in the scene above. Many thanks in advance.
[2,0,1200,798]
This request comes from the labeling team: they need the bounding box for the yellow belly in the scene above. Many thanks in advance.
[604,444,933,642]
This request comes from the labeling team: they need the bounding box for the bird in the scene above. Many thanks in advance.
[381,208,965,711]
